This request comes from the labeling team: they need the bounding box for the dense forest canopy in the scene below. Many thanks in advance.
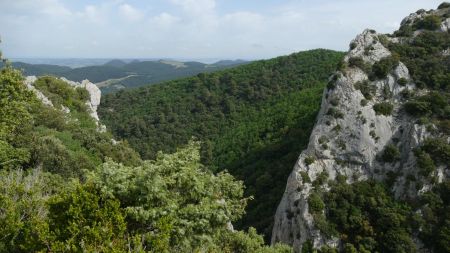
[99,49,345,239]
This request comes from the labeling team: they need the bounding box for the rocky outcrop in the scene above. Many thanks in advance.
[25,76,53,106]
[25,76,105,131]
[441,17,450,32]
[60,77,102,122]
[271,9,449,252]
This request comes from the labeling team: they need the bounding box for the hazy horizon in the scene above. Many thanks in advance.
[9,56,253,68]
[1,0,444,59]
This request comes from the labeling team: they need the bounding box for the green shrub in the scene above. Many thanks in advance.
[319,136,329,144]
[394,25,413,37]
[348,57,369,72]
[343,244,358,253]
[415,15,441,30]
[313,171,329,187]
[308,192,325,213]
[349,42,357,50]
[381,144,401,163]
[327,80,336,90]
[337,60,347,72]
[360,99,368,106]
[397,77,408,86]
[300,171,311,183]
[382,84,393,99]
[327,107,344,119]
[332,124,342,132]
[371,56,399,79]
[354,80,375,100]
[305,156,315,165]
[48,183,127,252]
[414,149,436,176]
[400,89,414,99]
[373,102,394,115]
[421,138,450,164]
[323,180,417,253]
[404,101,430,116]
[313,213,336,237]
[378,34,390,47]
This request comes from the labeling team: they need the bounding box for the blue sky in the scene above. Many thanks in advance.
[0,0,444,59]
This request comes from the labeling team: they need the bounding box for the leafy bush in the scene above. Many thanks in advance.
[308,192,325,213]
[318,136,329,144]
[212,228,293,253]
[354,80,376,100]
[394,24,414,37]
[381,144,401,163]
[48,183,127,252]
[404,101,430,116]
[421,138,450,164]
[300,171,311,183]
[371,56,399,79]
[87,142,248,247]
[0,169,59,252]
[373,102,394,115]
[327,107,344,119]
[313,171,329,187]
[414,149,436,176]
[323,180,417,253]
[400,89,414,99]
[305,156,315,165]
[360,99,368,106]
[415,15,441,30]
[0,67,36,169]
[417,181,450,252]
[397,77,408,86]
[388,30,450,90]
[348,57,369,72]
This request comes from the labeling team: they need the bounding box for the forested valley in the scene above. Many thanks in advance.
[99,49,345,239]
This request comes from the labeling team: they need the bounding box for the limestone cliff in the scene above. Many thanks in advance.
[272,6,449,252]
[25,76,105,131]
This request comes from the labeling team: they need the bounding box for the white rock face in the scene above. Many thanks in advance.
[25,76,105,131]
[60,77,102,122]
[271,22,445,251]
[441,17,450,32]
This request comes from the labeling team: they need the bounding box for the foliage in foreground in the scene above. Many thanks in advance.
[0,142,291,252]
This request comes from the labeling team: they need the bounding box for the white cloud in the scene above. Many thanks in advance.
[152,12,180,27]
[169,0,216,16]
[39,0,72,17]
[119,3,144,22]
[0,0,445,59]
[79,5,105,24]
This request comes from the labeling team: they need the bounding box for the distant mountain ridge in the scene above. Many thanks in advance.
[3,59,250,93]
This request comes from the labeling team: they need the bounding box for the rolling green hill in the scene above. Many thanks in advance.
[3,59,249,93]
[99,49,345,240]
